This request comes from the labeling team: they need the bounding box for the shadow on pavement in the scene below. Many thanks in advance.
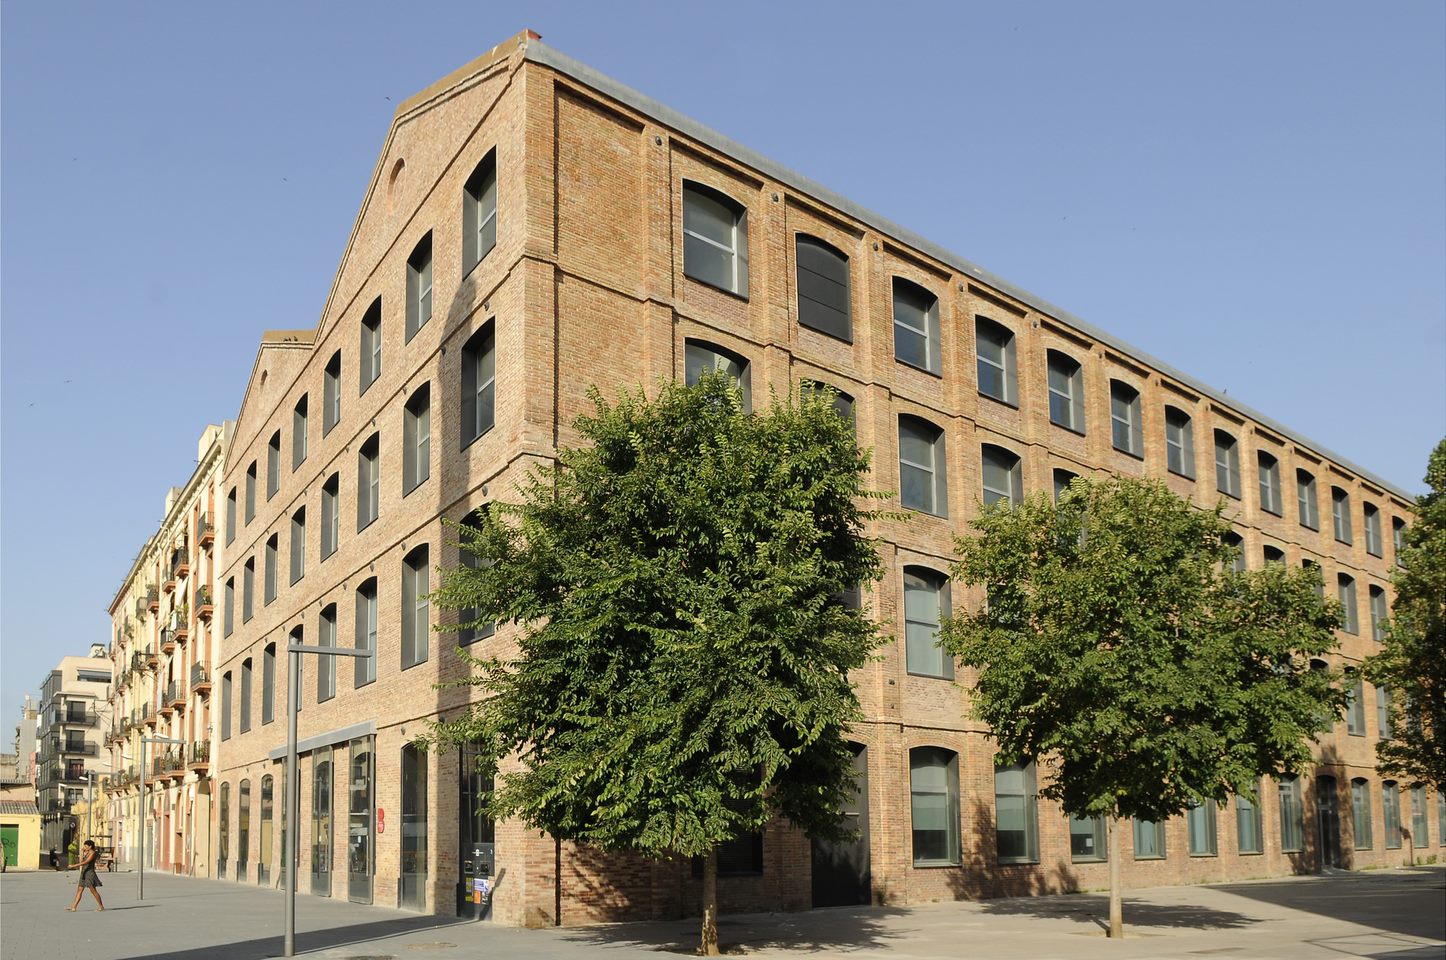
[1213,867,1446,943]
[115,914,470,960]
[555,904,909,955]
[976,893,1259,931]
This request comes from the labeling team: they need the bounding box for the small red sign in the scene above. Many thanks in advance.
[376,808,385,834]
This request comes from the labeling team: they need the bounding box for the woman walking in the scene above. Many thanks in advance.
[67,840,104,911]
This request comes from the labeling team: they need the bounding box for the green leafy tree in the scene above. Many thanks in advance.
[425,374,883,955]
[938,477,1343,938]
[1367,438,1446,790]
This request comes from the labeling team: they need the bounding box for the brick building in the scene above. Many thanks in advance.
[103,423,228,874]
[209,30,1439,927]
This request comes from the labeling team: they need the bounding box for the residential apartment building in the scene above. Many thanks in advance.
[37,650,113,855]
[210,30,1436,927]
[103,423,228,874]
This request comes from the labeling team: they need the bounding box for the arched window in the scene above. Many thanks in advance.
[463,150,498,274]
[1214,430,1241,499]
[1047,351,1084,432]
[238,779,252,878]
[903,567,951,679]
[357,434,380,532]
[981,444,1023,507]
[312,747,333,896]
[318,605,337,703]
[909,747,959,865]
[1297,470,1320,529]
[219,781,231,878]
[684,340,751,412]
[795,235,850,341]
[323,350,342,435]
[406,232,433,342]
[320,474,340,560]
[264,534,278,605]
[1382,781,1402,848]
[460,322,496,448]
[245,462,257,523]
[1331,487,1353,544]
[1338,574,1359,634]
[290,507,306,585]
[266,432,281,499]
[403,383,431,495]
[354,579,378,687]
[892,277,941,375]
[292,395,308,471]
[1165,407,1194,478]
[1109,381,1142,457]
[683,180,748,296]
[239,658,252,734]
[262,643,276,725]
[898,415,947,516]
[1258,452,1282,515]
[458,509,495,646]
[975,317,1017,406]
[359,298,382,394]
[402,546,430,668]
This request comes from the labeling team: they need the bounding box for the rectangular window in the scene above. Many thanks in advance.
[267,432,280,499]
[1133,819,1165,859]
[1412,786,1431,847]
[239,659,252,734]
[264,536,278,606]
[892,278,941,375]
[1363,504,1383,557]
[354,581,378,688]
[245,462,257,523]
[293,396,308,470]
[1393,518,1407,568]
[463,151,498,274]
[226,490,237,545]
[1236,784,1263,854]
[320,474,339,560]
[290,508,306,585]
[981,444,1023,507]
[1369,586,1387,643]
[1047,352,1084,433]
[1187,802,1217,856]
[1346,674,1366,735]
[262,645,275,726]
[323,352,342,436]
[460,324,496,448]
[357,435,379,532]
[910,748,960,865]
[403,384,431,495]
[1165,407,1195,478]
[318,607,336,703]
[994,762,1039,863]
[223,578,235,637]
[899,416,947,517]
[1332,487,1353,544]
[1214,431,1241,499]
[1351,780,1373,849]
[903,568,951,679]
[1297,470,1320,530]
[242,559,255,623]
[1069,814,1107,861]
[1109,381,1142,457]
[220,671,232,741]
[975,317,1017,405]
[1278,776,1304,852]
[682,181,748,296]
[1338,574,1358,634]
[795,235,851,341]
[359,300,382,395]
[1383,782,1401,848]
[1258,452,1282,516]
[401,547,429,669]
[406,233,433,342]
[1377,684,1391,741]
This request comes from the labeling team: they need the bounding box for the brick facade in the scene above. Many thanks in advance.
[197,29,1439,929]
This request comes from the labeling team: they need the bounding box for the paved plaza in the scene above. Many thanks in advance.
[1,865,1441,960]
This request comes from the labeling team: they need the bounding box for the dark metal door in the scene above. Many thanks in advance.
[810,743,870,908]
[1315,775,1341,868]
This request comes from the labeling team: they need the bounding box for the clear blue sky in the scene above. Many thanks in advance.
[3,1,1443,728]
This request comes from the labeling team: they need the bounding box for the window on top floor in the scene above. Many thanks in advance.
[1165,406,1195,479]
[359,298,382,395]
[460,322,496,449]
[266,431,281,500]
[403,383,431,496]
[684,340,752,412]
[1109,381,1142,457]
[1214,430,1241,499]
[357,434,380,532]
[1047,351,1084,433]
[323,351,342,436]
[1258,452,1282,516]
[795,235,850,341]
[903,566,951,679]
[1363,503,1382,557]
[975,317,1017,406]
[1332,487,1353,544]
[226,489,238,545]
[463,150,498,275]
[406,233,433,342]
[1392,518,1407,568]
[1338,573,1359,634]
[1297,469,1319,530]
[682,181,748,296]
[892,278,941,375]
[981,444,1023,508]
[898,415,947,517]
[292,395,308,471]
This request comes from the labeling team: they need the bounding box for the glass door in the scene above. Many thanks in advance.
[348,736,374,903]
[400,744,428,910]
[311,748,332,896]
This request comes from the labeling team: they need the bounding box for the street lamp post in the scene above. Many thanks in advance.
[138,735,183,901]
[283,641,371,958]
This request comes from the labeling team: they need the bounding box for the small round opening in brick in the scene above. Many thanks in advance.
[387,158,406,212]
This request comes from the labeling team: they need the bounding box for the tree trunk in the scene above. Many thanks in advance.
[1107,817,1123,939]
[699,846,720,956]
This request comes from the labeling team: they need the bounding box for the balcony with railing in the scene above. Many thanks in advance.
[130,651,146,675]
[141,704,157,728]
[171,545,190,581]
[188,740,211,770]
[48,738,99,757]
[172,604,190,642]
[196,585,214,622]
[51,707,98,727]
[161,749,186,779]
[60,767,97,784]
[163,572,177,595]
[146,585,160,612]
[166,681,185,709]
[198,514,214,548]
[135,595,149,618]
[161,628,177,654]
[190,664,211,694]
[145,644,159,669]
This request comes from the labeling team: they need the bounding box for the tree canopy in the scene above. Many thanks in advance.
[1368,438,1446,789]
[425,373,883,952]
[938,476,1344,935]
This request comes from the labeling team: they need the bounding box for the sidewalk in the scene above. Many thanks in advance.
[1,865,1441,960]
